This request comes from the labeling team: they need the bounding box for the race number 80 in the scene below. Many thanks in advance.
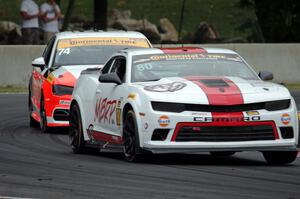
[136,63,152,71]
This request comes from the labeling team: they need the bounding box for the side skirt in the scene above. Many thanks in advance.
[86,129,123,152]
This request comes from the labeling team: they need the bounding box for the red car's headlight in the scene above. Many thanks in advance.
[52,85,73,96]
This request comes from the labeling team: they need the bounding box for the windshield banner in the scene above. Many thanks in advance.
[57,37,149,49]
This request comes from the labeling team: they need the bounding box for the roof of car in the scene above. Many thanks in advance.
[120,47,238,56]
[55,30,149,40]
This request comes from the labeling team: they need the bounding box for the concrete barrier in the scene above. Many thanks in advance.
[0,44,300,87]
[0,45,44,87]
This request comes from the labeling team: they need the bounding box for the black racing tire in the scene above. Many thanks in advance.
[69,103,87,154]
[262,151,298,165]
[123,110,142,162]
[40,97,51,133]
[210,151,236,157]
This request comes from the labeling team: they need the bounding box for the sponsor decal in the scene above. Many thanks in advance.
[57,37,149,49]
[144,82,187,92]
[127,93,136,100]
[116,108,121,127]
[193,116,261,122]
[281,113,291,125]
[246,111,259,116]
[146,53,243,62]
[191,113,208,116]
[47,73,55,83]
[116,100,121,127]
[117,100,121,108]
[158,115,170,127]
[95,98,117,124]
[59,100,71,105]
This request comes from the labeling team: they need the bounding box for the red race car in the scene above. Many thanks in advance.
[28,31,151,133]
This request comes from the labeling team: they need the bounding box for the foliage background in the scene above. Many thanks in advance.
[0,0,256,41]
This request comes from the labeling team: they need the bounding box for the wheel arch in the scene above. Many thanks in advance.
[70,96,89,141]
[122,102,143,147]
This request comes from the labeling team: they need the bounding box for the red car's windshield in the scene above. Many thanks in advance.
[54,37,150,66]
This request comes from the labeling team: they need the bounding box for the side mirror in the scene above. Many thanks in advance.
[99,73,122,85]
[258,71,273,81]
[32,57,45,71]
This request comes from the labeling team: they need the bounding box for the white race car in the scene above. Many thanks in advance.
[70,47,299,164]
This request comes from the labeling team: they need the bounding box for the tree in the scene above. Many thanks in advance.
[239,0,300,42]
[94,0,107,30]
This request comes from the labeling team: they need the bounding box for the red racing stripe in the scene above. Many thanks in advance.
[184,76,244,122]
[185,76,244,105]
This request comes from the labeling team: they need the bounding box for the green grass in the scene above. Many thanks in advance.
[0,86,27,93]
[285,84,300,90]
[0,0,256,40]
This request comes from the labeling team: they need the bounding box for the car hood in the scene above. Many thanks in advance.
[133,76,291,105]
[49,65,102,87]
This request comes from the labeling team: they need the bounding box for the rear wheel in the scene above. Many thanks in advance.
[40,97,50,133]
[69,103,86,153]
[123,110,141,162]
[262,151,298,165]
[210,151,236,157]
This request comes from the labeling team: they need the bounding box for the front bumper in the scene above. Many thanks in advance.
[45,95,71,127]
[139,103,299,153]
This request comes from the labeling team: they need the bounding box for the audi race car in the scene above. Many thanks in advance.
[69,47,299,164]
[28,31,151,133]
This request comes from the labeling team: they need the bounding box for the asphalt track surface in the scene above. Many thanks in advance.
[0,92,299,199]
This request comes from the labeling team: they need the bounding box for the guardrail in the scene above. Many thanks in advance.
[1,44,300,87]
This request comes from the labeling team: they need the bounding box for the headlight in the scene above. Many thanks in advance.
[264,99,290,111]
[151,102,185,113]
[52,85,73,96]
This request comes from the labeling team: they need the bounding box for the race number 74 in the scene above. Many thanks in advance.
[58,48,71,56]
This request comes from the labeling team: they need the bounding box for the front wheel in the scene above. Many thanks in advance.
[40,98,50,133]
[69,103,86,153]
[262,151,298,165]
[123,110,141,162]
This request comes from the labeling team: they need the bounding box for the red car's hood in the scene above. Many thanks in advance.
[49,65,103,87]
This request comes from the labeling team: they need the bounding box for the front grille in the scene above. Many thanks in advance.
[151,99,290,113]
[53,109,69,121]
[174,124,275,142]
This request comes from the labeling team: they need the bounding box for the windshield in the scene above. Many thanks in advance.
[54,37,149,67]
[131,53,259,82]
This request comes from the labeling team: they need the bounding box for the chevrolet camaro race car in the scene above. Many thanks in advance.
[69,47,299,164]
[28,31,151,133]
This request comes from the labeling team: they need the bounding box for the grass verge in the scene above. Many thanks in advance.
[0,86,27,93]
[285,84,300,90]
